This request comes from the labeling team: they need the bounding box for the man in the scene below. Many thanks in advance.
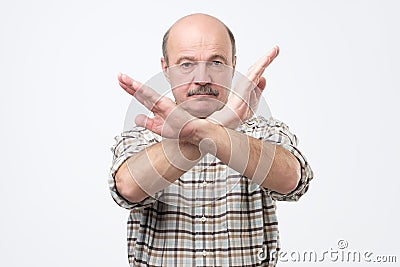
[109,13,313,266]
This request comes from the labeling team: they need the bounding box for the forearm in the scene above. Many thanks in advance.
[115,138,201,203]
[190,120,301,194]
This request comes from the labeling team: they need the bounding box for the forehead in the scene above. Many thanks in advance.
[167,19,232,64]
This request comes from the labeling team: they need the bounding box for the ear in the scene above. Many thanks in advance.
[161,57,170,83]
[231,55,237,77]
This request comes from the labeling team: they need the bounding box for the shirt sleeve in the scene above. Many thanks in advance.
[108,127,161,209]
[256,117,314,201]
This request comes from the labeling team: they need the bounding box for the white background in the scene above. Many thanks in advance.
[1,0,399,266]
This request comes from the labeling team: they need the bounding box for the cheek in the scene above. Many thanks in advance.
[218,86,230,101]
[172,85,190,103]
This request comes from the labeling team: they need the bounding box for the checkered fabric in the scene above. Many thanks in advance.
[109,116,313,266]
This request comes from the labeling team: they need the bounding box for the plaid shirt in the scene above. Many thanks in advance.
[109,116,313,267]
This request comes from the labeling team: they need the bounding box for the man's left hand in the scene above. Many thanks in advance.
[208,46,279,129]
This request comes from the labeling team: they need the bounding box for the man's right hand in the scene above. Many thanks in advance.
[118,73,197,141]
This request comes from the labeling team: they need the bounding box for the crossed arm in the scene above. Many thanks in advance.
[115,46,301,203]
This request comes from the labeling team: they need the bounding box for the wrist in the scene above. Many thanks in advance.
[192,119,214,145]
[179,119,214,145]
[187,119,227,157]
[206,105,245,130]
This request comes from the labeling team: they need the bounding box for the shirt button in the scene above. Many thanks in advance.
[202,250,207,257]
[201,215,207,222]
[202,180,207,187]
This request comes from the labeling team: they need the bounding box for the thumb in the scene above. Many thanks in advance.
[257,77,267,92]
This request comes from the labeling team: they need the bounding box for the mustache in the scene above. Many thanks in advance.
[187,85,219,97]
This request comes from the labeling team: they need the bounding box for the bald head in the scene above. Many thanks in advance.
[162,14,236,66]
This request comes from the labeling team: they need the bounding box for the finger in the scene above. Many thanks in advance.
[134,85,164,111]
[118,72,141,96]
[247,45,280,82]
[256,45,279,71]
[119,73,141,90]
[119,73,164,111]
[118,80,135,95]
[248,45,279,78]
[135,114,153,129]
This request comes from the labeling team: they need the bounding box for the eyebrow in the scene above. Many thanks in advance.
[174,54,229,65]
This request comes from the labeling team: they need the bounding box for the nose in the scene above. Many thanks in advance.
[193,62,212,85]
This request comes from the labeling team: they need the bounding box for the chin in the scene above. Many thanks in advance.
[181,99,224,118]
[187,109,215,118]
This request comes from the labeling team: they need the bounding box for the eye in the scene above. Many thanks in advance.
[180,62,193,69]
[212,61,223,66]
